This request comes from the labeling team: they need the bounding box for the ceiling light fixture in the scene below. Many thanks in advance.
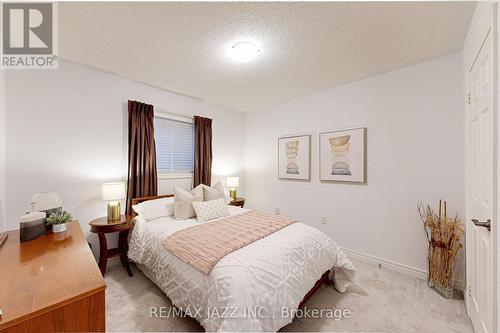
[230,41,261,63]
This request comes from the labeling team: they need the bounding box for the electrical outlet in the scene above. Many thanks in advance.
[274,208,280,215]
[321,215,327,224]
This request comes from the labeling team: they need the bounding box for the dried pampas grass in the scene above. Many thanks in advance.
[418,200,463,297]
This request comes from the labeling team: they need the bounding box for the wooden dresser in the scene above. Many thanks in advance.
[0,221,106,332]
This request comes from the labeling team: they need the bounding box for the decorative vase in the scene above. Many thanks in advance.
[52,223,66,233]
[427,243,456,299]
[418,200,463,299]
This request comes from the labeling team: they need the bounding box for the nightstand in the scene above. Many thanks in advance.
[89,215,134,277]
[229,197,245,208]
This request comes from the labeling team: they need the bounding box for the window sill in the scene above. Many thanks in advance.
[158,173,193,180]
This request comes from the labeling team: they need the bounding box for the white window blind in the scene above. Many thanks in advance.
[154,116,194,174]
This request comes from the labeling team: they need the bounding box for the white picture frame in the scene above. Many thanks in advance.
[278,134,311,180]
[320,127,366,183]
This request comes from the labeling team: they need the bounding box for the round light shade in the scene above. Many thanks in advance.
[29,192,62,212]
[227,177,240,188]
[102,182,126,201]
[229,42,260,63]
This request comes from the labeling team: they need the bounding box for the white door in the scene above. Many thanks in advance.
[466,29,494,333]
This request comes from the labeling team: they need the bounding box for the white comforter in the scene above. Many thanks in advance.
[128,206,356,332]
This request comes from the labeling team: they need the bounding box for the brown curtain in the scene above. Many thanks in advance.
[126,100,158,215]
[193,116,213,187]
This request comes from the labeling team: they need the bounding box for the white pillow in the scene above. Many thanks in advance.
[132,197,174,221]
[141,203,174,221]
[192,198,230,223]
[174,185,204,220]
[202,181,225,201]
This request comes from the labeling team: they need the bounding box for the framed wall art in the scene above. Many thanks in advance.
[319,127,366,183]
[278,134,311,180]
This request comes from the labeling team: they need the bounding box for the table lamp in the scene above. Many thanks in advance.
[102,182,126,221]
[227,177,239,201]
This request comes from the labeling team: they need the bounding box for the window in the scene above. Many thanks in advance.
[154,116,194,176]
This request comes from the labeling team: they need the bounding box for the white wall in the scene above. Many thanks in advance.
[5,60,244,256]
[0,70,6,232]
[244,53,465,282]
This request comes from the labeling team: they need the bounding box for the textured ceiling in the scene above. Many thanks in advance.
[59,2,475,112]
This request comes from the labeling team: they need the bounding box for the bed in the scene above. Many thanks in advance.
[128,195,356,332]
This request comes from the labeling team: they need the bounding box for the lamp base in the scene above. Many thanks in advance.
[107,201,121,221]
[229,188,237,201]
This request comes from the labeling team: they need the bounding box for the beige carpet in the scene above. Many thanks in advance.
[105,258,473,332]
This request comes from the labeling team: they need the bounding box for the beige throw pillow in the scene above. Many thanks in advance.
[202,181,225,201]
[192,198,229,223]
[174,185,204,220]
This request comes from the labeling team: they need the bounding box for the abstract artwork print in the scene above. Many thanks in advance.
[320,128,366,183]
[278,135,311,180]
[285,140,300,174]
[329,135,352,175]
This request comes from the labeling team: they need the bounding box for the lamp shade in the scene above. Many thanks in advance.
[102,182,126,201]
[29,192,62,212]
[227,177,239,188]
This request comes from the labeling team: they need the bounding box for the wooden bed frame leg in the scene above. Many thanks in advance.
[298,270,330,309]
[325,274,334,286]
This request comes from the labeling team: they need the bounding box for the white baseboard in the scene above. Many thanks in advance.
[342,247,464,291]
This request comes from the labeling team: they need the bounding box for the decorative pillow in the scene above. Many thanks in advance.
[202,181,225,201]
[132,197,174,221]
[174,185,204,220]
[192,198,230,223]
[140,202,174,222]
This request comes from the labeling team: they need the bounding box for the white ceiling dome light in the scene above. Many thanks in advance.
[229,41,261,63]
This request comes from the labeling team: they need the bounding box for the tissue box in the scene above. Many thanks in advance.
[20,212,47,242]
